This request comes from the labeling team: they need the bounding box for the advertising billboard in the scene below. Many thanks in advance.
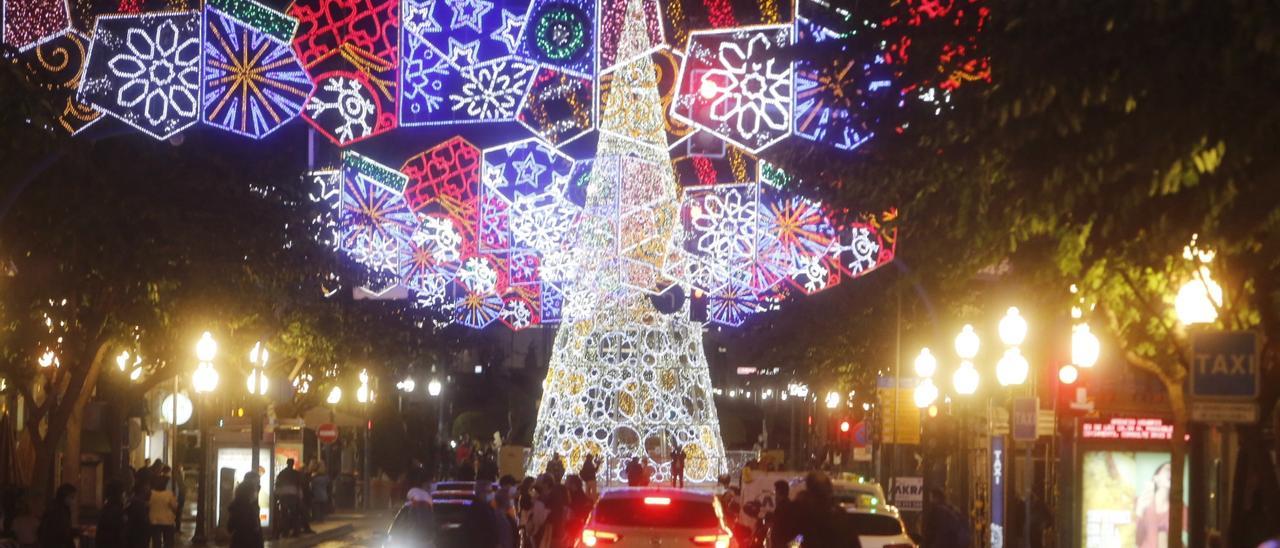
[1081,451,1187,548]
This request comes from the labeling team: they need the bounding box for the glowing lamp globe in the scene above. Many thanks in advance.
[914,348,938,378]
[249,342,268,366]
[1071,323,1100,368]
[953,361,980,395]
[399,377,416,393]
[955,325,980,360]
[1058,364,1079,385]
[825,391,840,409]
[357,385,371,404]
[995,348,1029,387]
[195,332,218,362]
[839,421,850,433]
[427,379,442,397]
[246,370,269,396]
[326,386,342,405]
[913,379,939,408]
[1175,267,1223,325]
[998,307,1028,346]
[192,363,219,393]
[160,393,194,425]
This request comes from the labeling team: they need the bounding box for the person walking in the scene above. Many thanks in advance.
[228,473,265,548]
[792,472,853,548]
[462,481,499,548]
[96,481,127,548]
[579,455,598,499]
[919,487,971,548]
[310,466,331,522]
[125,483,151,548]
[275,458,302,536]
[148,474,179,548]
[37,483,78,548]
[625,458,643,487]
[769,480,794,548]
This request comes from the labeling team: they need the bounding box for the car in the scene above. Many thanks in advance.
[836,507,914,548]
[431,480,481,498]
[579,487,736,547]
[384,496,481,548]
[830,479,888,511]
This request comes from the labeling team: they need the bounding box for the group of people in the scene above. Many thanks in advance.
[87,460,183,548]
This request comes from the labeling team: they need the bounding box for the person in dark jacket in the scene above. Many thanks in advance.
[545,453,565,484]
[792,472,854,548]
[125,483,151,548]
[96,480,127,548]
[228,472,265,548]
[769,480,794,548]
[462,481,498,547]
[37,483,78,548]
[919,487,971,548]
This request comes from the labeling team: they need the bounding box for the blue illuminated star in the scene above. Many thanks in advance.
[445,0,494,34]
[490,9,526,54]
[446,37,480,66]
[511,152,546,189]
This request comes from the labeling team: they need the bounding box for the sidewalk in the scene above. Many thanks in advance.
[169,511,393,547]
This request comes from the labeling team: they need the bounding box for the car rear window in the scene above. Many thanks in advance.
[840,512,904,536]
[593,497,721,528]
[433,501,473,524]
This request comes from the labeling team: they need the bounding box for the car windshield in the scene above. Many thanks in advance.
[593,497,721,529]
[840,512,904,536]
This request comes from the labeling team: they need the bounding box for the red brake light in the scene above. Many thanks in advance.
[643,496,671,506]
[691,532,732,548]
[581,529,620,545]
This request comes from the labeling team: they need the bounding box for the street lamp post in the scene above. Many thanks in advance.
[191,332,220,545]
[427,376,442,478]
[247,341,269,476]
[356,369,373,509]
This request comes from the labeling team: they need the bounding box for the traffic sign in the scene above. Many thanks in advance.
[317,423,339,444]
[1191,401,1258,423]
[1190,331,1259,400]
[1012,397,1038,442]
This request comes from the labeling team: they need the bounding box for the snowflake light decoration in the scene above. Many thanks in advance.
[519,0,595,77]
[339,151,415,272]
[449,56,537,121]
[672,25,793,153]
[202,2,313,138]
[80,12,203,140]
[302,45,397,145]
[401,137,482,247]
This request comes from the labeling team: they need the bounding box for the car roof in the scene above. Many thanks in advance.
[598,487,717,502]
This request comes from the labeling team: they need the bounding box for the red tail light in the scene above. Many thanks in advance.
[581,529,620,546]
[643,496,671,505]
[691,532,732,548]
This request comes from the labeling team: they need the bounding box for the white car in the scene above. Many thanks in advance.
[580,487,736,547]
[837,507,914,548]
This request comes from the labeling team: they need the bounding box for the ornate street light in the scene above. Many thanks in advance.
[1058,364,1079,385]
[191,332,218,545]
[427,379,442,397]
[326,386,343,405]
[397,377,416,393]
[824,391,840,409]
[998,307,1028,346]
[953,361,980,395]
[913,378,939,408]
[1072,324,1100,368]
[246,342,269,396]
[914,348,938,378]
[1175,266,1223,325]
[996,348,1029,387]
[195,331,218,363]
[955,325,980,360]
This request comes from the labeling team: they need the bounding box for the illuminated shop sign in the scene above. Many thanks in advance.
[1081,417,1173,441]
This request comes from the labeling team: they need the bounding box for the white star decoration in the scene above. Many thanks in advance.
[490,9,525,54]
[445,0,494,34]
[446,37,480,65]
[511,151,546,189]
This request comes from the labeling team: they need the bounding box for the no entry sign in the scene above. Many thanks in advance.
[317,423,339,445]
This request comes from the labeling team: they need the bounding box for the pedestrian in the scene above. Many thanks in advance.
[96,480,127,548]
[792,472,851,548]
[310,466,331,522]
[125,483,151,548]
[579,455,598,499]
[228,473,264,548]
[275,458,302,536]
[546,453,565,484]
[463,481,499,547]
[148,473,179,548]
[625,457,643,487]
[517,477,541,548]
[768,480,794,547]
[494,487,517,548]
[919,487,970,548]
[37,483,77,548]
[540,479,569,548]
[564,476,591,543]
[670,446,686,488]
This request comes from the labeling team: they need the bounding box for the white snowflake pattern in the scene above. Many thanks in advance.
[456,257,499,293]
[413,215,464,262]
[842,226,880,275]
[510,195,580,252]
[348,231,402,273]
[703,32,792,145]
[305,76,376,143]
[450,59,534,119]
[688,187,757,261]
[500,299,533,329]
[106,20,200,128]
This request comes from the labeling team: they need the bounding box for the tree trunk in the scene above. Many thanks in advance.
[63,401,83,525]
[1168,383,1187,548]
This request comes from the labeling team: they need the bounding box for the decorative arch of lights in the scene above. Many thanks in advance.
[5,0,988,481]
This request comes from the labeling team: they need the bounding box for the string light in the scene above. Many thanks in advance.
[203,5,312,139]
[2,0,71,50]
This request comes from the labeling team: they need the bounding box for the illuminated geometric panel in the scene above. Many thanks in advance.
[339,151,414,273]
[398,0,533,125]
[2,0,70,50]
[479,138,575,256]
[518,0,595,78]
[288,0,398,66]
[80,12,202,140]
[450,56,537,121]
[400,136,482,250]
[481,137,574,206]
[517,67,594,146]
[202,2,313,138]
[302,44,397,145]
[791,3,895,152]
[17,30,101,134]
[599,45,688,149]
[399,214,463,295]
[671,25,793,153]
